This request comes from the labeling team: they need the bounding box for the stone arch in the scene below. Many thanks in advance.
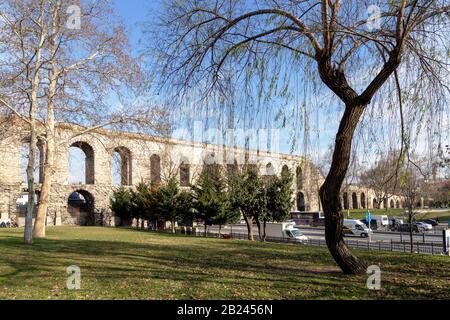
[360,193,366,209]
[179,157,190,187]
[112,147,132,186]
[150,154,161,184]
[203,152,218,165]
[373,198,378,209]
[296,166,303,190]
[383,198,388,209]
[297,192,306,212]
[396,200,400,208]
[69,141,95,185]
[281,164,289,176]
[390,199,395,209]
[343,192,349,210]
[67,190,99,226]
[265,162,275,176]
[352,192,358,209]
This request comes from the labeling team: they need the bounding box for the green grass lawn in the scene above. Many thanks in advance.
[419,211,450,222]
[345,208,450,222]
[344,208,405,220]
[0,227,449,300]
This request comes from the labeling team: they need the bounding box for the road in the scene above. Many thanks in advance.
[208,224,444,244]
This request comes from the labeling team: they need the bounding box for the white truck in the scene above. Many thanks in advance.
[264,222,308,242]
[343,219,371,238]
[372,215,389,228]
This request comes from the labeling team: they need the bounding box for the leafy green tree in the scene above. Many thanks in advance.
[110,187,133,226]
[261,169,294,241]
[175,190,195,228]
[192,164,228,236]
[213,207,240,236]
[155,177,193,233]
[130,182,149,229]
[227,165,266,241]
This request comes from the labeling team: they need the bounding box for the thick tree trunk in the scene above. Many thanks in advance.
[24,126,37,245]
[408,209,414,253]
[33,132,54,238]
[255,218,262,241]
[242,212,254,241]
[319,103,367,275]
[171,218,176,233]
[262,220,267,242]
[33,23,59,238]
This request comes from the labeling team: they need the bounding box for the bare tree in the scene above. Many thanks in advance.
[400,163,424,253]
[149,0,449,274]
[360,152,401,210]
[0,0,48,244]
[0,0,168,241]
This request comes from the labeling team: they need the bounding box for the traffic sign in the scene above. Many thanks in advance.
[365,210,371,224]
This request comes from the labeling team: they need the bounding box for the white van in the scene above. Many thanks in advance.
[343,219,371,238]
[372,215,389,227]
[265,222,308,242]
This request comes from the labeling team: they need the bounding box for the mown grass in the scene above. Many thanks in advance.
[346,208,450,222]
[0,227,449,300]
[344,208,404,219]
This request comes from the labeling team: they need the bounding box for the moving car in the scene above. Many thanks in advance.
[389,218,404,231]
[414,222,432,231]
[343,219,371,238]
[397,223,421,233]
[422,219,439,226]
[265,222,308,242]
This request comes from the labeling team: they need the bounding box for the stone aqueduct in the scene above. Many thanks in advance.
[0,119,406,226]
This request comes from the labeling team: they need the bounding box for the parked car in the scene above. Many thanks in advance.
[360,219,378,230]
[397,223,421,233]
[389,218,404,231]
[0,218,17,228]
[422,219,439,226]
[414,222,433,231]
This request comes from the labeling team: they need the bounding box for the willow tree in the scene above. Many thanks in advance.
[151,0,449,274]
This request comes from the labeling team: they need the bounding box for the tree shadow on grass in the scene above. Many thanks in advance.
[0,228,448,299]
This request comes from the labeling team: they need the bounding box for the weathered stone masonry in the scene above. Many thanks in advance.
[0,118,406,227]
[0,119,326,226]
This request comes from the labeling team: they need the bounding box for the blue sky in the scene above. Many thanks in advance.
[108,0,447,171]
[109,0,340,160]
